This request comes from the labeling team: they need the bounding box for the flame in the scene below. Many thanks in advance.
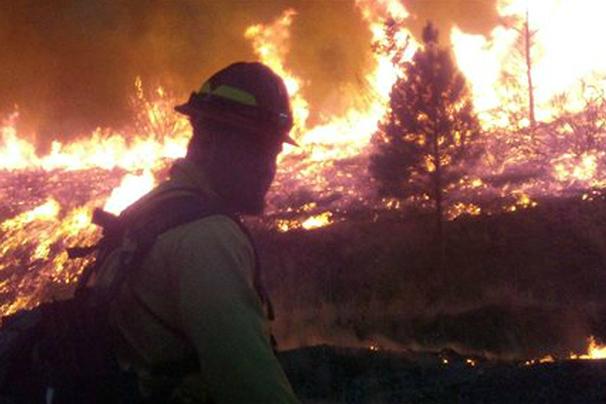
[0,169,158,315]
[0,82,189,172]
[0,199,99,315]
[512,191,537,209]
[553,152,601,185]
[448,202,482,220]
[0,78,188,315]
[539,355,555,363]
[245,3,416,221]
[452,0,606,125]
[570,336,606,360]
[0,112,38,170]
[245,2,416,163]
[275,211,334,233]
[523,337,606,365]
[103,170,156,215]
[523,354,555,366]
[301,212,333,230]
[245,9,309,136]
[1,2,606,368]
[1,199,60,231]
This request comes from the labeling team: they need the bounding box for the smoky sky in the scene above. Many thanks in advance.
[0,0,498,148]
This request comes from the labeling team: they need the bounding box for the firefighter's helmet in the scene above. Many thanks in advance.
[175,62,297,145]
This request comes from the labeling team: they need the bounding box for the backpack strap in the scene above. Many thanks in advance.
[104,193,231,299]
[234,222,274,321]
[103,191,274,323]
[68,189,275,331]
[69,188,227,295]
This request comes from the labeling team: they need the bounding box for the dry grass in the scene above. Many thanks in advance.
[255,196,606,358]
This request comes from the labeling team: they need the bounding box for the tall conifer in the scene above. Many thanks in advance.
[370,22,481,239]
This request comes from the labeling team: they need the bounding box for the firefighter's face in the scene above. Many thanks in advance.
[209,131,283,215]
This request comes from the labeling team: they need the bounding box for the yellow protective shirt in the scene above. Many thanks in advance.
[96,159,299,403]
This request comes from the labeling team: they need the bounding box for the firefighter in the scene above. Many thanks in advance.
[98,62,300,403]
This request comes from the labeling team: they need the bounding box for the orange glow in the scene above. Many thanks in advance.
[570,336,606,360]
[0,112,38,170]
[553,152,601,185]
[539,355,555,363]
[301,212,333,230]
[1,2,420,316]
[1,199,60,231]
[452,0,606,126]
[0,199,99,315]
[448,202,482,220]
[245,9,309,136]
[275,211,334,233]
[0,81,189,173]
[103,170,156,215]
[523,354,555,366]
[1,3,606,370]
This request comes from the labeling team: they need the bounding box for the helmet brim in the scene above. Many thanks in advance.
[174,102,299,147]
[174,102,198,116]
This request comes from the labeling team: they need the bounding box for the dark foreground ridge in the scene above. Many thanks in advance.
[279,345,606,404]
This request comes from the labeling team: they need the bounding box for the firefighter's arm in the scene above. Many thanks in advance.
[173,215,299,404]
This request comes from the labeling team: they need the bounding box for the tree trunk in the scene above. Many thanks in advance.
[427,129,446,307]
[524,10,536,128]
[434,171,444,259]
[431,131,445,265]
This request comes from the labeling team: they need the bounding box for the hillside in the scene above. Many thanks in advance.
[255,195,606,359]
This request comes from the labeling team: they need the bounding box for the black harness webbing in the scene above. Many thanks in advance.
[71,188,274,327]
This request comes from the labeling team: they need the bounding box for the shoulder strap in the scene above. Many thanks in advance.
[233,221,274,320]
[71,189,275,326]
[107,192,274,318]
[104,193,230,299]
[70,191,223,295]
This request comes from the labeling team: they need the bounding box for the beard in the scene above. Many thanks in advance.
[230,185,267,215]
[202,134,277,216]
[211,169,271,216]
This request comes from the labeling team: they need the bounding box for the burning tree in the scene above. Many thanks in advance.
[547,79,606,188]
[370,22,481,239]
[500,9,538,129]
[483,9,543,177]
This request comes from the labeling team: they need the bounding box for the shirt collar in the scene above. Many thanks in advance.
[166,158,223,202]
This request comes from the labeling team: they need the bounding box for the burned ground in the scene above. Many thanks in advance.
[254,194,606,359]
[278,346,606,403]
[249,195,606,402]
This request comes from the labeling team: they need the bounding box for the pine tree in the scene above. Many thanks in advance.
[370,21,481,240]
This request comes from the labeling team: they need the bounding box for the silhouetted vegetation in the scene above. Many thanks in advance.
[370,22,482,241]
[255,194,606,359]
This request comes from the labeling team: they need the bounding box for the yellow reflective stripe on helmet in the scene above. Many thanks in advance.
[199,83,258,106]
[200,82,212,93]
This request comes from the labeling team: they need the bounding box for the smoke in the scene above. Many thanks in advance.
[0,0,497,148]
[405,0,500,39]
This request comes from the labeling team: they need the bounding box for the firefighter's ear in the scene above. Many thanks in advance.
[202,130,221,167]
[186,118,217,164]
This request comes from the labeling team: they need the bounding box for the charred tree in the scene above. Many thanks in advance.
[499,9,538,129]
[523,9,536,128]
[370,21,481,248]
